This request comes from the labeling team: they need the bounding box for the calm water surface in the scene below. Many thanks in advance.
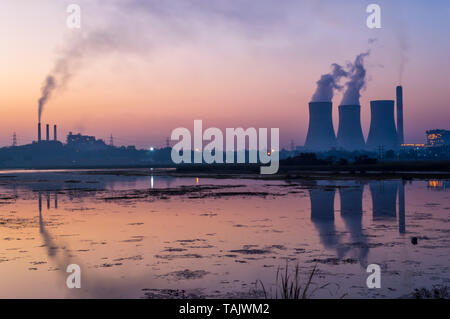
[0,169,449,298]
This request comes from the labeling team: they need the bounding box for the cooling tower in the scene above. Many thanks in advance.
[366,100,398,151]
[396,86,404,146]
[337,105,365,150]
[38,122,42,142]
[304,102,337,151]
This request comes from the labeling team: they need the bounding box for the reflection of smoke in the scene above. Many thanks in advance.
[340,51,370,105]
[38,192,71,262]
[311,64,348,102]
[37,191,154,298]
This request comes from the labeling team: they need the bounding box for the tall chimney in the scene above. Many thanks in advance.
[396,86,404,146]
[46,124,49,141]
[38,122,42,142]
[54,125,57,141]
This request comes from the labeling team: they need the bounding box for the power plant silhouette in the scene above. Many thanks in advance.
[305,86,405,152]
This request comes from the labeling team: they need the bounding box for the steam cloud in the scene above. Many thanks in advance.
[37,28,135,122]
[36,0,300,122]
[340,51,370,105]
[311,64,348,102]
[38,76,56,122]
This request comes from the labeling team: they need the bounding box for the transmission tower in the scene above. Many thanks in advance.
[166,137,170,148]
[378,145,385,160]
[12,132,17,147]
[109,134,114,147]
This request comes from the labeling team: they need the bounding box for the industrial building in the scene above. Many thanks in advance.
[305,86,405,152]
[426,129,450,147]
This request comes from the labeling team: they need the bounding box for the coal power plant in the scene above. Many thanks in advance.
[305,86,405,152]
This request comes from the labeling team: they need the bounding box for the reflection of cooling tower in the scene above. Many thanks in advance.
[337,105,365,150]
[305,102,337,151]
[369,180,399,220]
[339,182,369,266]
[339,183,364,218]
[366,100,398,151]
[309,187,339,249]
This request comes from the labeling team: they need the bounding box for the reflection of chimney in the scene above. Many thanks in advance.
[54,193,58,209]
[54,125,57,141]
[396,86,404,146]
[46,193,50,210]
[38,192,42,215]
[38,123,42,142]
[398,182,406,234]
[46,124,49,141]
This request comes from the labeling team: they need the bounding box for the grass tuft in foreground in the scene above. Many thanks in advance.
[258,261,328,299]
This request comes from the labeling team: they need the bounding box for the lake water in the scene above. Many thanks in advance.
[0,169,449,298]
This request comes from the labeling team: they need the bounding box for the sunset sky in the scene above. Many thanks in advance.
[1,0,449,149]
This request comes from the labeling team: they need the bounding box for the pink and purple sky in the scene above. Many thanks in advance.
[1,0,449,149]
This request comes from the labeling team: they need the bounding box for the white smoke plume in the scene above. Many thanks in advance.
[311,64,348,102]
[340,51,370,105]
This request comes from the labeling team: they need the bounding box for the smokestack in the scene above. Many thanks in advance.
[304,102,337,151]
[54,125,57,141]
[396,86,404,146]
[38,122,42,142]
[46,124,49,141]
[337,105,365,150]
[366,100,398,151]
